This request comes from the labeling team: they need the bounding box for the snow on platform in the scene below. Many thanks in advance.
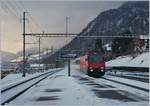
[6,65,149,106]
[6,68,94,105]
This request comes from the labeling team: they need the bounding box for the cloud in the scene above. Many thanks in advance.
[1,1,124,53]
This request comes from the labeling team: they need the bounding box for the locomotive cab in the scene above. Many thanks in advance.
[87,51,105,77]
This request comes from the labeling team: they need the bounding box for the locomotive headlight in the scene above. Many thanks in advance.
[101,70,104,72]
[90,69,93,72]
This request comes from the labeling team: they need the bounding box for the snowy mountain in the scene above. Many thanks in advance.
[67,1,148,50]
[1,51,17,64]
[17,47,38,57]
[94,1,149,35]
[42,1,149,63]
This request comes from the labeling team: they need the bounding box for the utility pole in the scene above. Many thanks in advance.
[22,12,28,77]
[68,58,70,76]
[66,16,69,37]
[46,48,49,70]
[66,16,71,77]
[65,16,70,45]
[50,46,54,54]
[39,36,41,72]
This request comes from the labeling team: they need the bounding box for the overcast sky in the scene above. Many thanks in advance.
[1,0,125,54]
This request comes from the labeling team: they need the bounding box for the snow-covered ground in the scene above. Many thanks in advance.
[106,52,149,68]
[5,63,149,106]
[1,54,149,106]
[1,68,62,91]
[103,74,149,91]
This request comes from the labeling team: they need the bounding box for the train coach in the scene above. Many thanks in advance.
[80,51,105,77]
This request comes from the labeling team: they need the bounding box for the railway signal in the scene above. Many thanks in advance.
[61,53,77,77]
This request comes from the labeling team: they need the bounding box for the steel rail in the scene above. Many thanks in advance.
[101,77,149,92]
[1,69,62,105]
[79,75,149,92]
[107,74,149,83]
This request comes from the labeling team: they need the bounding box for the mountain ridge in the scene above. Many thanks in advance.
[42,1,149,63]
[1,51,17,64]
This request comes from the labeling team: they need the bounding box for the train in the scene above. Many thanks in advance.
[80,51,106,77]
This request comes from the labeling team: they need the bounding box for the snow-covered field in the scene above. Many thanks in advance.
[1,52,149,106]
[106,52,149,68]
[1,68,62,91]
[4,64,149,106]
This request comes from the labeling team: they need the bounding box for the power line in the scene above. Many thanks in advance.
[5,0,21,19]
[18,1,28,12]
[13,0,24,13]
[1,2,10,15]
[16,1,39,49]
[29,15,43,32]
[17,1,44,32]
[9,0,43,34]
[12,2,34,33]
[1,1,19,19]
[7,0,20,16]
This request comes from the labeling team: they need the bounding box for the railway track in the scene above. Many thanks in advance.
[1,68,62,105]
[107,74,149,83]
[74,75,149,93]
[73,75,148,102]
[101,77,149,92]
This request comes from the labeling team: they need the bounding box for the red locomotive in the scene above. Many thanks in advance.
[80,51,105,77]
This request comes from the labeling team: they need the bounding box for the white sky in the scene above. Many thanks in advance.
[1,0,125,54]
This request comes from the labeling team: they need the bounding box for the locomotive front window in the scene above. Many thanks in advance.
[88,54,103,63]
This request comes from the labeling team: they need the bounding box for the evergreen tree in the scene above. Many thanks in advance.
[112,30,133,55]
[95,38,102,51]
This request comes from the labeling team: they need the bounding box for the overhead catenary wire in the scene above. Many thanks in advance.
[13,0,24,13]
[28,15,44,32]
[8,0,44,33]
[1,0,20,19]
[1,2,10,15]
[18,0,28,12]
[13,0,44,49]
[2,0,36,59]
[17,0,44,32]
[7,0,20,17]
